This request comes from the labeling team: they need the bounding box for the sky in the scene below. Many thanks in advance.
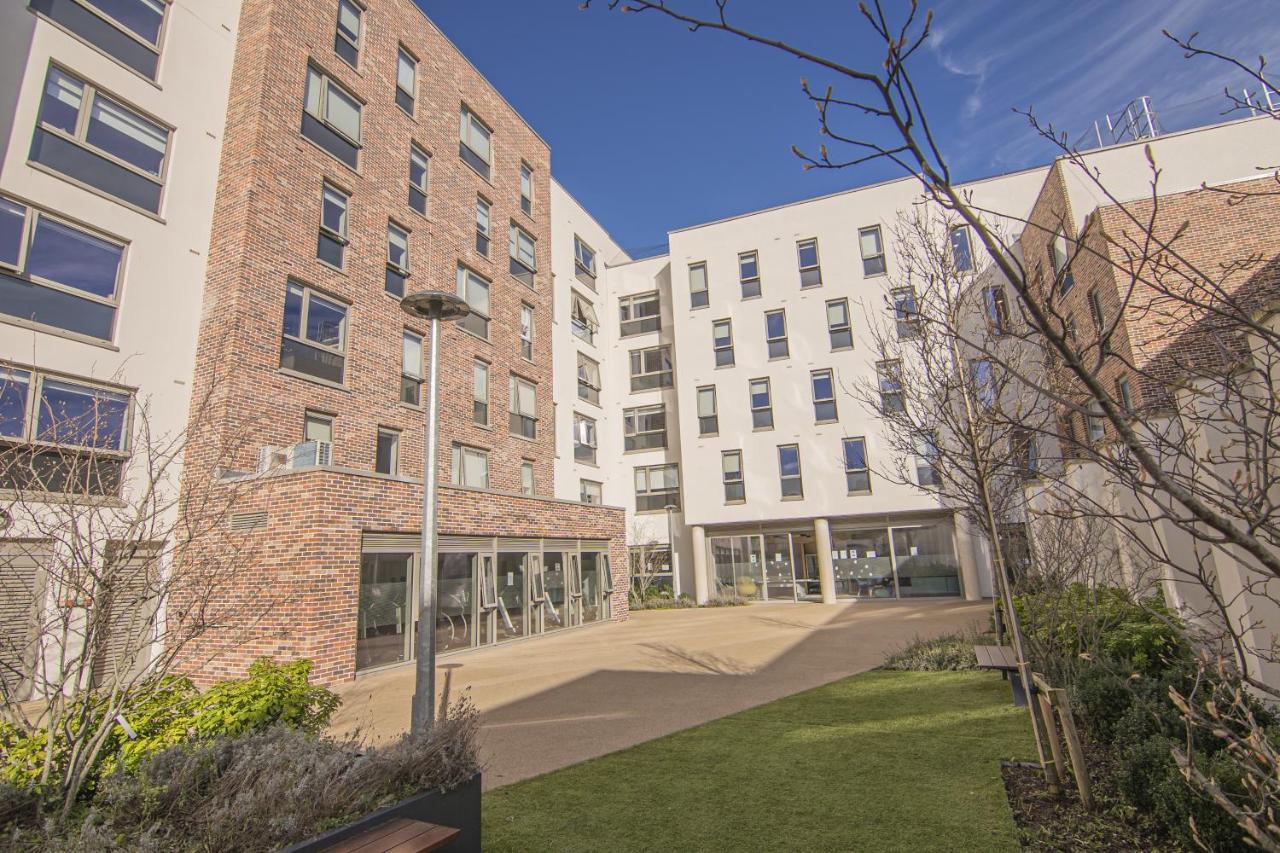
[419,0,1279,258]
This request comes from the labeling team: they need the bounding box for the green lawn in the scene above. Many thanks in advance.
[483,671,1034,852]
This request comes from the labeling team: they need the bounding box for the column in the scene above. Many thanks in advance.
[691,525,708,604]
[952,515,984,601]
[813,517,837,604]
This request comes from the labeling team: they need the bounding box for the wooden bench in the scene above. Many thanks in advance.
[973,644,1028,706]
[322,817,460,853]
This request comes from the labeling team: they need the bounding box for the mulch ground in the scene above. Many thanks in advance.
[1002,736,1184,852]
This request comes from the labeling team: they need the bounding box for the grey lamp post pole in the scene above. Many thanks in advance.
[400,289,470,734]
[664,503,678,596]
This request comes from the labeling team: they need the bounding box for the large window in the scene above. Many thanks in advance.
[0,196,124,341]
[750,378,773,430]
[31,66,170,213]
[472,360,488,425]
[375,428,399,476]
[30,0,166,79]
[574,236,596,287]
[984,286,1010,336]
[738,250,761,298]
[891,287,919,338]
[401,330,422,406]
[281,282,347,385]
[876,360,904,413]
[459,105,491,180]
[950,225,973,272]
[917,433,941,487]
[509,376,537,439]
[456,266,490,339]
[302,64,361,169]
[623,404,665,451]
[451,444,489,489]
[859,225,886,276]
[571,292,598,345]
[765,309,789,359]
[509,223,536,288]
[474,196,491,256]
[520,162,534,216]
[408,144,429,215]
[619,292,660,337]
[385,221,409,298]
[797,238,822,288]
[635,463,679,512]
[722,450,745,503]
[317,182,348,269]
[826,298,852,351]
[811,369,837,423]
[689,261,708,308]
[573,413,597,464]
[629,346,672,391]
[577,353,601,405]
[843,437,870,493]
[697,386,718,436]
[777,444,803,499]
[519,303,534,360]
[0,366,131,496]
[395,46,417,115]
[580,479,602,505]
[713,319,734,367]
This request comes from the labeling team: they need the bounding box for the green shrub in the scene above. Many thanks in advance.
[703,595,749,608]
[883,633,980,671]
[1070,665,1134,744]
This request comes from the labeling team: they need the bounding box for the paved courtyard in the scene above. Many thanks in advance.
[329,598,991,789]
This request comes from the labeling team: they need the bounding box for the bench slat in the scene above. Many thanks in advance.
[323,817,460,853]
[973,644,1019,671]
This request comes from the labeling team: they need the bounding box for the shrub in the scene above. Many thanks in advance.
[703,595,749,608]
[1070,666,1134,744]
[883,632,980,671]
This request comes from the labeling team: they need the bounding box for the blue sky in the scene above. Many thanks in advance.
[420,0,1277,257]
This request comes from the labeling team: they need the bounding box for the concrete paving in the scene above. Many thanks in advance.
[329,598,992,790]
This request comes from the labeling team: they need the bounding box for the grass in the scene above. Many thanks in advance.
[484,671,1034,852]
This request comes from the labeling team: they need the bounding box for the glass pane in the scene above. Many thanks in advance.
[750,381,770,409]
[831,529,894,598]
[397,50,415,92]
[283,284,303,338]
[766,312,785,338]
[337,0,361,41]
[85,0,166,44]
[410,147,428,189]
[827,301,848,327]
[0,368,31,439]
[356,553,411,670]
[697,388,715,417]
[465,272,489,315]
[473,362,487,399]
[542,552,566,632]
[859,227,882,257]
[581,553,603,623]
[713,323,731,346]
[86,95,167,176]
[325,82,361,141]
[797,240,818,268]
[763,534,795,601]
[470,119,490,161]
[495,553,526,641]
[812,372,833,400]
[843,439,866,471]
[464,449,487,487]
[306,294,345,348]
[40,69,84,135]
[375,431,397,474]
[689,263,707,292]
[739,253,757,279]
[711,535,764,600]
[438,553,475,652]
[24,217,121,300]
[778,446,800,477]
[36,379,128,449]
[322,187,346,235]
[304,67,323,117]
[0,199,26,266]
[388,225,407,268]
[402,332,421,377]
[893,525,960,597]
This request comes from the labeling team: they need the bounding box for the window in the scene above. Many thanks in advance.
[826,298,853,350]
[1011,427,1037,477]
[451,444,489,489]
[385,222,409,297]
[574,236,597,287]
[571,292,599,345]
[580,478,602,505]
[1088,288,1108,354]
[401,331,422,406]
[619,292,660,337]
[842,437,870,493]
[794,238,823,288]
[408,144,429,215]
[520,162,533,216]
[509,223,536,287]
[750,378,773,430]
[859,225,886,276]
[519,303,534,360]
[0,367,130,496]
[635,464,680,512]
[316,183,348,269]
[0,195,124,341]
[738,251,761,298]
[713,319,734,367]
[1086,400,1106,443]
[984,286,1010,336]
[31,66,170,213]
[623,404,666,451]
[765,310,789,359]
[459,105,491,180]
[281,282,347,384]
[777,444,803,499]
[375,428,399,475]
[950,225,973,272]
[470,196,490,256]
[876,360,903,413]
[721,450,745,503]
[917,433,941,487]
[303,410,332,444]
[811,369,837,423]
[456,266,490,339]
[472,360,488,425]
[509,376,537,439]
[334,0,362,65]
[577,353,601,405]
[689,262,709,308]
[629,346,672,391]
[697,386,718,436]
[891,287,919,338]
[971,359,996,408]
[1116,375,1133,410]
[1049,229,1073,295]
[302,65,361,169]
[32,0,167,78]
[395,47,416,115]
[520,460,535,496]
[573,413,597,464]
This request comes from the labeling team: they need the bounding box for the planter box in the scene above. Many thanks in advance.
[282,772,481,853]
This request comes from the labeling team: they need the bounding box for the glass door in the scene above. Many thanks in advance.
[762,533,796,601]
[542,551,568,632]
[710,535,765,600]
[495,552,527,642]
[436,553,476,652]
[581,552,604,623]
[356,552,412,671]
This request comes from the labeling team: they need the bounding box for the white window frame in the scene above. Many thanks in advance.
[451,443,489,489]
[797,238,822,288]
[738,250,761,298]
[765,309,789,359]
[859,225,886,276]
[689,261,709,308]
[777,444,804,499]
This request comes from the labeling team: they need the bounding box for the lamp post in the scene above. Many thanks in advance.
[664,503,679,597]
[400,289,470,734]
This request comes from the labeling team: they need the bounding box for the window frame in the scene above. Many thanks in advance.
[280,281,348,386]
[519,302,535,361]
[1049,229,1074,295]
[571,291,599,345]
[876,359,904,414]
[394,45,417,116]
[471,359,489,426]
[712,318,735,367]
[622,403,666,452]
[573,412,597,464]
[385,220,410,297]
[984,285,1010,337]
[721,449,745,504]
[749,377,774,431]
[619,291,661,337]
[580,478,603,505]
[777,443,804,500]
[520,459,535,496]
[688,261,709,309]
[302,63,363,167]
[333,0,363,67]
[764,309,789,360]
[628,345,672,392]
[811,368,838,423]
[508,374,537,440]
[508,221,537,288]
[519,161,534,216]
[696,385,718,436]
[577,352,601,405]
[574,235,597,286]
[451,443,489,489]
[891,287,919,338]
[950,224,973,272]
[0,364,132,456]
[455,265,491,340]
[738,250,761,299]
[859,225,886,277]
[459,104,492,180]
[32,0,170,79]
[408,143,429,215]
[842,437,871,494]
[317,181,349,270]
[375,427,400,476]
[401,329,423,407]
[797,238,822,288]
[826,298,853,351]
[634,463,680,513]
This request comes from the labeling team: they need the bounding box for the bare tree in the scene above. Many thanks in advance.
[627,520,674,600]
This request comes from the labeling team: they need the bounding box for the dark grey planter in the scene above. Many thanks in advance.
[281,772,481,853]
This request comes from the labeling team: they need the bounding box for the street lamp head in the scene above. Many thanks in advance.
[400,289,471,321]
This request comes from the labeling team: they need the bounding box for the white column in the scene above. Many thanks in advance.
[691,525,708,604]
[813,518,836,604]
[952,515,984,601]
